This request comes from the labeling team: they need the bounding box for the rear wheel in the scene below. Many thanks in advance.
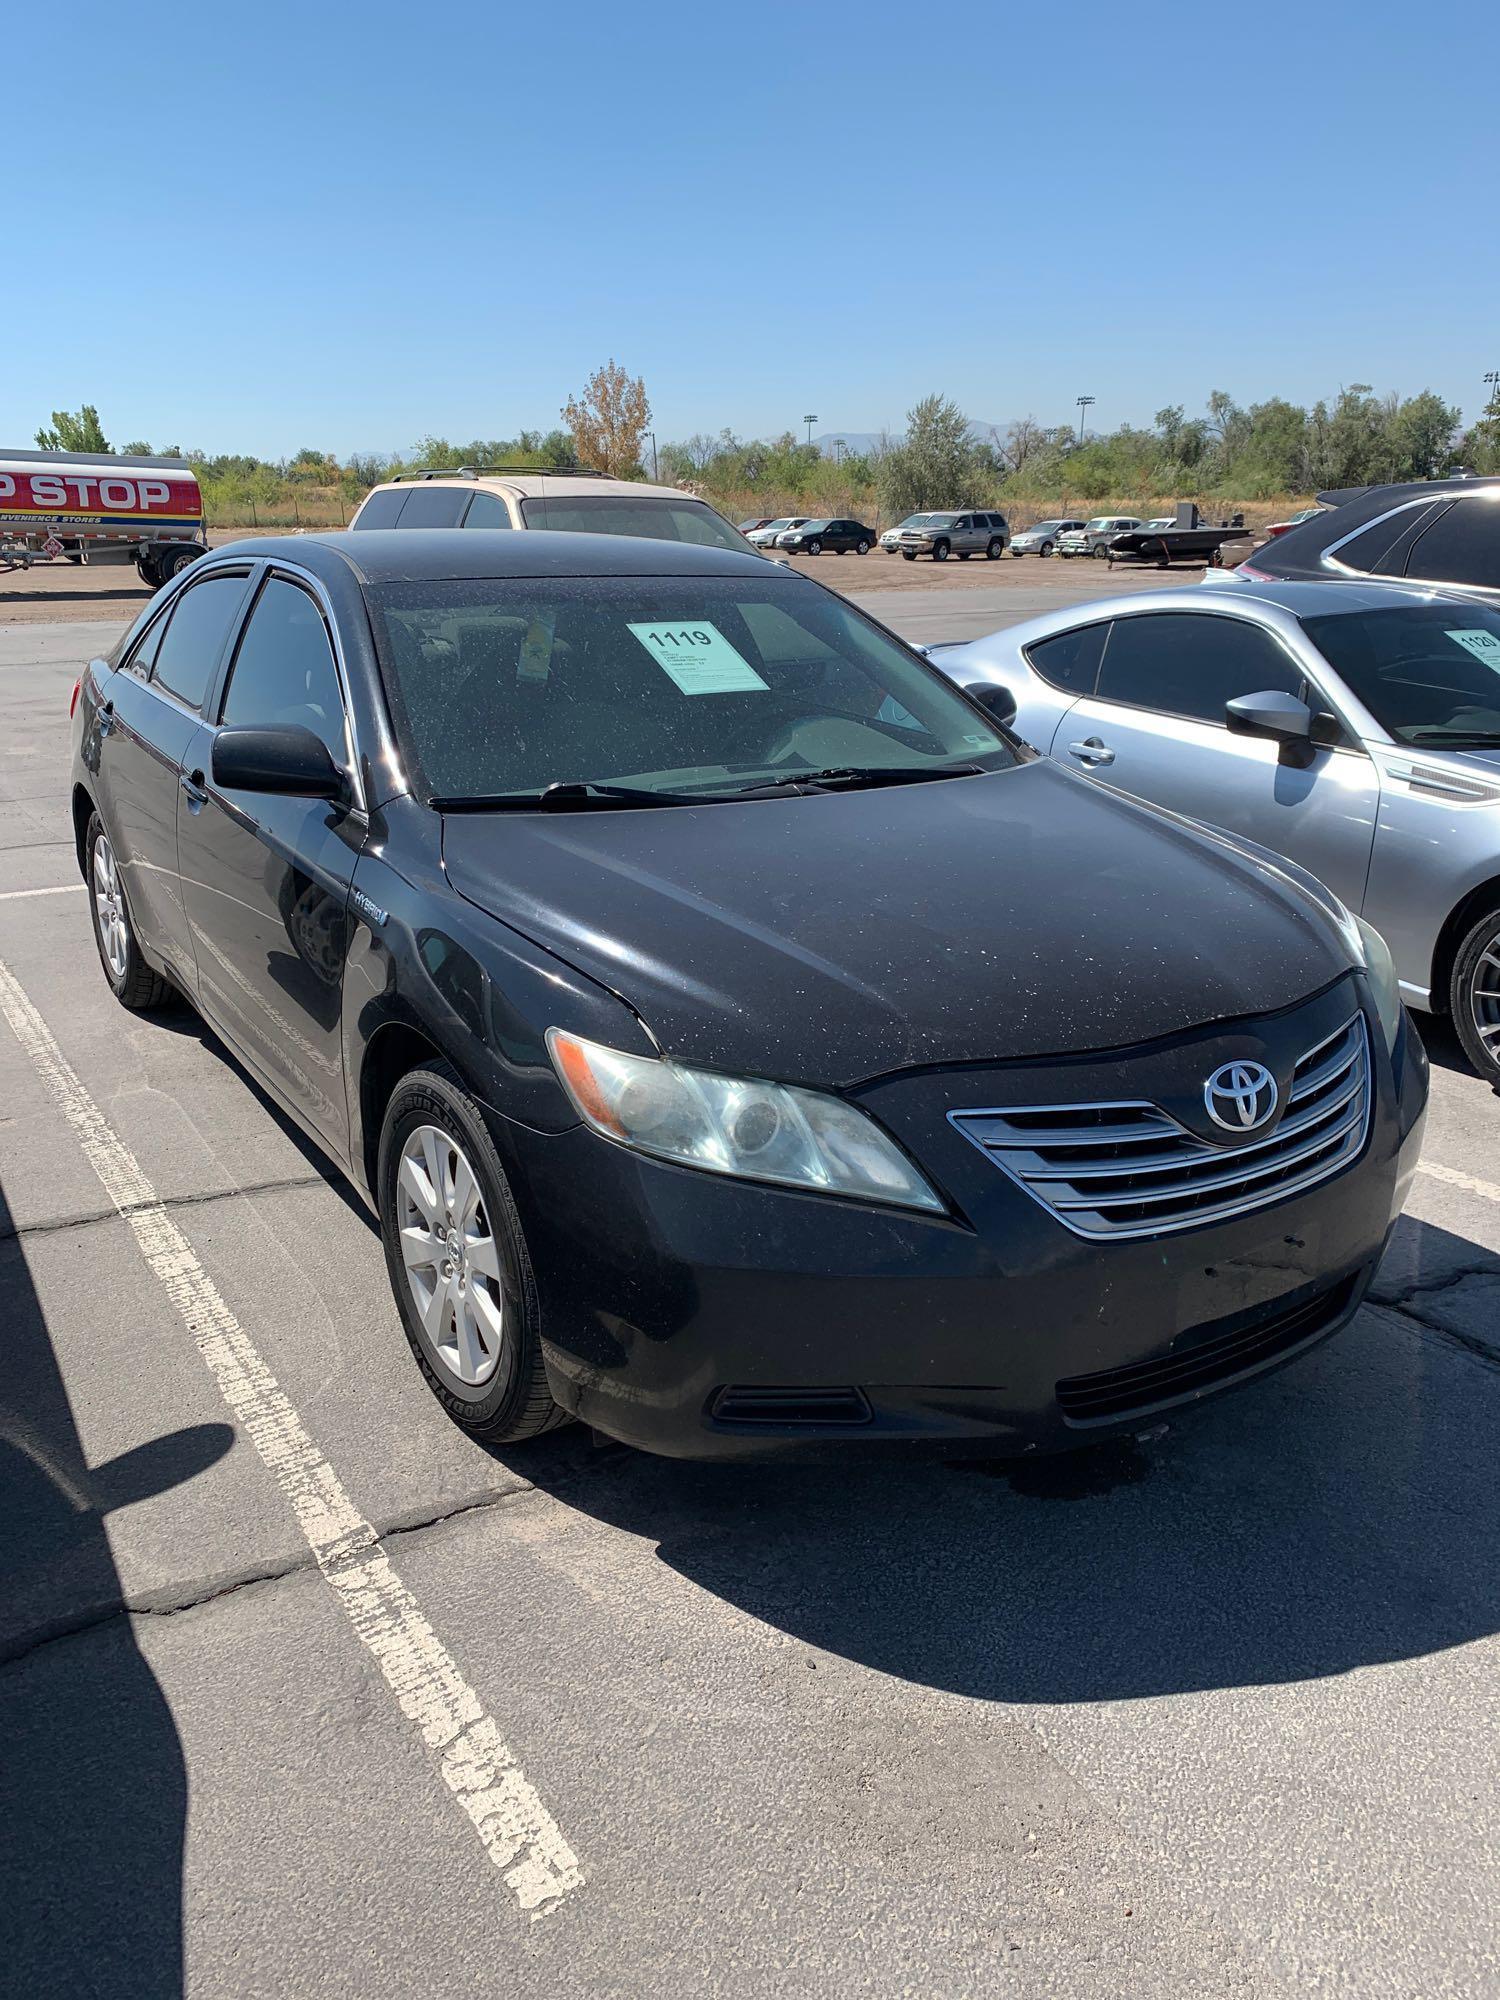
[856,538,870,555]
[154,544,201,585]
[379,1063,567,1441]
[86,816,170,1010]
[986,537,1003,559]
[1450,909,1500,1085]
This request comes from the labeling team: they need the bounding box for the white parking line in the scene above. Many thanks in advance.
[0,954,581,1919]
[1417,1158,1500,1206]
[0,883,86,902]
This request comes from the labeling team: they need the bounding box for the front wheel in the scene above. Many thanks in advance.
[902,550,917,561]
[1450,909,1500,1085]
[86,815,170,1010]
[807,538,822,555]
[932,540,950,562]
[1092,542,1111,559]
[1038,540,1054,558]
[379,1063,568,1441]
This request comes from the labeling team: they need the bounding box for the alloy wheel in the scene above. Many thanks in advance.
[396,1123,505,1387]
[92,833,129,981]
[1468,941,1500,1067]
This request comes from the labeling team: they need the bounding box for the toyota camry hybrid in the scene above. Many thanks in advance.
[70,532,1428,1458]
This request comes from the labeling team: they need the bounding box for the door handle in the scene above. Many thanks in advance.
[1067,737,1115,767]
[179,769,207,810]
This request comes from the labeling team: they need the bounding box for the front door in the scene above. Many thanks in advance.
[176,572,363,1149]
[1060,609,1380,912]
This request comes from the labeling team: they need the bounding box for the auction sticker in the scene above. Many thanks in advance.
[628,621,769,696]
[1446,628,1500,668]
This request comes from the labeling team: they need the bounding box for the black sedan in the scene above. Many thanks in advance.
[70,531,1426,1457]
[777,518,875,555]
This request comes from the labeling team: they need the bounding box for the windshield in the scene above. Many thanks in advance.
[517,494,751,552]
[366,574,1015,803]
[797,520,831,533]
[1025,521,1062,534]
[759,518,795,532]
[1303,605,1500,746]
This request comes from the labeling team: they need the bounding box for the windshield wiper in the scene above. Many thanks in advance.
[1404,729,1500,747]
[432,782,704,812]
[727,762,988,797]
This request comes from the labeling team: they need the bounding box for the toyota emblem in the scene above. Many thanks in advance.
[1204,1060,1278,1133]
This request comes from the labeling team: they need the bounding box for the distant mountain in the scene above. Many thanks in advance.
[815,420,1017,456]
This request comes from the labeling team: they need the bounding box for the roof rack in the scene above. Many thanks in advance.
[389,464,605,483]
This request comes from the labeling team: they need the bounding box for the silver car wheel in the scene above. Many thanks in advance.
[1470,942,1500,1054]
[92,832,129,981]
[397,1123,505,1388]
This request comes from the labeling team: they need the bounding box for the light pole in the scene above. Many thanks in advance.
[645,431,658,481]
[1075,394,1096,448]
[803,413,819,446]
[1485,370,1500,408]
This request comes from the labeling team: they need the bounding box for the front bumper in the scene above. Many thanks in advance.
[494,984,1427,1459]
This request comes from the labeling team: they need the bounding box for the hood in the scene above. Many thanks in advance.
[441,761,1353,1089]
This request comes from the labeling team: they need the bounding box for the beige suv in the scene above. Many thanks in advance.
[893,510,1009,562]
[350,465,754,551]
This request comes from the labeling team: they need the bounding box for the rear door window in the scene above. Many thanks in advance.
[1403,498,1500,590]
[393,485,470,528]
[1024,621,1109,694]
[1094,613,1302,723]
[151,573,252,711]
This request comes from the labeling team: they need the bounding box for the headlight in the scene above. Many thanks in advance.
[547,1030,944,1213]
[1355,916,1404,1054]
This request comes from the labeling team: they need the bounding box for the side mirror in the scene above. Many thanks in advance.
[1225,690,1316,743]
[965,681,1018,730]
[213,724,345,800]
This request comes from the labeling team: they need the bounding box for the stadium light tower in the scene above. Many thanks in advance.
[1075,394,1096,447]
[803,414,819,445]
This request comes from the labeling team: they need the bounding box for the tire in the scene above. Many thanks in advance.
[902,550,917,561]
[85,814,171,1011]
[932,540,950,562]
[1449,908,1500,1085]
[1038,541,1054,558]
[1092,542,1110,559]
[378,1062,567,1442]
[807,538,822,555]
[136,555,162,589]
[986,538,1003,559]
[154,544,201,585]
[856,539,870,555]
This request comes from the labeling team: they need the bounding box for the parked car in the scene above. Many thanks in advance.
[71,533,1423,1456]
[1056,517,1144,559]
[1009,519,1086,558]
[747,516,807,548]
[351,466,753,552]
[777,518,875,556]
[893,511,1009,562]
[738,517,776,534]
[1242,478,1500,595]
[880,514,929,553]
[925,576,1500,1082]
[1265,506,1326,539]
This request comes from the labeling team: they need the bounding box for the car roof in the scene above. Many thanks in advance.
[369,472,704,503]
[1316,476,1500,510]
[215,530,778,586]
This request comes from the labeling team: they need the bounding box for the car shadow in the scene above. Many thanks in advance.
[1416,1008,1494,1087]
[0,1173,233,1998]
[502,1213,1500,1708]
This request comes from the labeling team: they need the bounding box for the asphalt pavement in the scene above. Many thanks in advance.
[2,591,1497,1999]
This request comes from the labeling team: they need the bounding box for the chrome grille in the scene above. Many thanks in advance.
[949,1014,1371,1241]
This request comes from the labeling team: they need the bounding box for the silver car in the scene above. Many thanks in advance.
[1009,518,1086,558]
[927,577,1500,1083]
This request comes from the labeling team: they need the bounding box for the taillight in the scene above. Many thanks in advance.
[70,677,82,719]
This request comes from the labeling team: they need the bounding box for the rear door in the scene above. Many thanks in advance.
[95,567,253,995]
[176,571,364,1148]
[1060,609,1380,908]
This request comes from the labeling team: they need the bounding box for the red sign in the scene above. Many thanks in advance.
[0,465,202,526]
[41,535,65,558]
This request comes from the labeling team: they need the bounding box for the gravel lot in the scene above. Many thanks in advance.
[2,596,1497,1999]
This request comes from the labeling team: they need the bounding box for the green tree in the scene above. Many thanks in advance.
[119,438,153,456]
[35,404,110,453]
[877,394,993,517]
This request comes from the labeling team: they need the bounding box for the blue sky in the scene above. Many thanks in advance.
[8,0,1498,459]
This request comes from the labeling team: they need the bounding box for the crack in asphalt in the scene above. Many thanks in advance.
[0,1170,336,1245]
[0,1481,541,1672]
